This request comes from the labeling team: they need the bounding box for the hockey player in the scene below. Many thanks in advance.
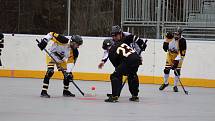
[37,32,83,98]
[98,25,147,69]
[103,37,142,103]
[98,38,114,69]
[98,26,147,101]
[0,33,4,66]
[159,28,187,92]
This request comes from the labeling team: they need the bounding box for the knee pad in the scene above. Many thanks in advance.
[128,74,138,82]
[174,69,181,76]
[164,68,170,74]
[45,67,54,78]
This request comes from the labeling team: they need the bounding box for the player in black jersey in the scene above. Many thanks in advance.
[104,37,142,103]
[98,25,147,69]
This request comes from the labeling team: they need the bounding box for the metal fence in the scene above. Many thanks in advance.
[121,0,215,40]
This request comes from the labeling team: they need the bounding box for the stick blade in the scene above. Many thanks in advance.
[84,93,96,97]
[185,91,189,95]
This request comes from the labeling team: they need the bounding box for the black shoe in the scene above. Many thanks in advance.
[63,90,75,97]
[107,93,112,97]
[129,96,139,102]
[173,86,178,92]
[104,96,119,103]
[40,90,50,98]
[159,83,169,90]
[107,93,120,97]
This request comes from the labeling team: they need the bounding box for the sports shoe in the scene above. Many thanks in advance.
[107,93,112,97]
[159,83,169,90]
[129,96,139,102]
[173,86,178,92]
[63,90,75,97]
[104,96,119,103]
[40,90,50,98]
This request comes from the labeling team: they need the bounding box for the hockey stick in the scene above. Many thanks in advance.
[36,39,93,97]
[174,69,189,95]
[107,77,128,97]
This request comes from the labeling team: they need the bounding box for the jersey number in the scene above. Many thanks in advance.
[116,43,135,57]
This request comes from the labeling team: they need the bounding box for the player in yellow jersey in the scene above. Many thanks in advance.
[159,28,187,92]
[37,32,83,98]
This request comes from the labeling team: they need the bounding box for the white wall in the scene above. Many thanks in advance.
[1,34,215,80]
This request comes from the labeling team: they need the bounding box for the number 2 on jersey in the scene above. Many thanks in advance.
[116,43,135,57]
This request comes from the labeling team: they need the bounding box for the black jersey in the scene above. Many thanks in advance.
[108,41,141,68]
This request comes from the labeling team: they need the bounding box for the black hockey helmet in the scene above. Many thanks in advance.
[165,32,174,39]
[174,27,183,35]
[177,27,183,35]
[71,35,83,45]
[102,38,114,50]
[111,25,122,36]
[0,33,4,40]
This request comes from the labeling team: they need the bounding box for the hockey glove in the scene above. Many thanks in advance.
[64,72,73,81]
[140,39,148,51]
[136,38,147,51]
[53,52,65,60]
[172,60,179,70]
[38,38,48,50]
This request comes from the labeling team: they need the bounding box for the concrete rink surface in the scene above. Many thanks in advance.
[0,77,215,121]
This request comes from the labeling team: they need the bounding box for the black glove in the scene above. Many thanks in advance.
[53,52,64,60]
[64,72,73,81]
[37,38,48,50]
[140,39,148,51]
[172,60,179,70]
[136,39,147,51]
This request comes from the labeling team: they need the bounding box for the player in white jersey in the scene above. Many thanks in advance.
[159,28,187,92]
[37,32,83,98]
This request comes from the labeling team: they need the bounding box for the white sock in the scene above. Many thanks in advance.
[174,76,180,86]
[164,74,169,84]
